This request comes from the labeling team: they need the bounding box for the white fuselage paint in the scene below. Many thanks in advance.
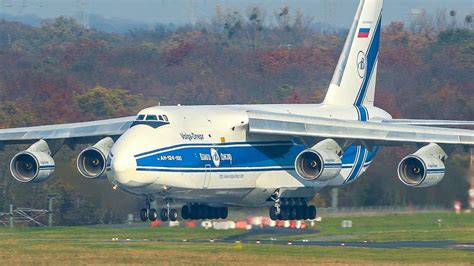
[107,103,391,206]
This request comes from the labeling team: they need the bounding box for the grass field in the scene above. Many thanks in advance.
[281,211,474,242]
[0,212,472,265]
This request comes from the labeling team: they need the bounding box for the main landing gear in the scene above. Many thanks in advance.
[269,204,316,221]
[269,193,317,221]
[139,199,228,222]
[181,204,228,220]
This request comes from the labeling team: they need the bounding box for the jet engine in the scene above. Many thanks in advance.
[398,143,447,188]
[77,137,114,179]
[10,140,55,183]
[295,139,342,181]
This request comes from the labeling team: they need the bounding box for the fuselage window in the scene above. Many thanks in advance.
[146,115,158,121]
[137,114,145,121]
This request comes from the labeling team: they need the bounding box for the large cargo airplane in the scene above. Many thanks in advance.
[1,0,473,222]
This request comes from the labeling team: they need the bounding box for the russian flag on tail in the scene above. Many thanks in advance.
[358,28,370,38]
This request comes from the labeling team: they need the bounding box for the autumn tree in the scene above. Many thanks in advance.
[75,86,146,118]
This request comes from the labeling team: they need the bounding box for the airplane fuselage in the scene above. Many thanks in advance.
[107,103,392,206]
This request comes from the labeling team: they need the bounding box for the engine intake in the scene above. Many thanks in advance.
[295,139,342,181]
[10,140,55,183]
[398,143,447,188]
[77,137,114,179]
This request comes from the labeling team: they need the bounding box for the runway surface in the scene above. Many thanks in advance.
[102,238,474,251]
[18,226,473,251]
[103,227,474,251]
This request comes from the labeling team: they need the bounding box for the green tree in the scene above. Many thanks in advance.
[75,86,145,118]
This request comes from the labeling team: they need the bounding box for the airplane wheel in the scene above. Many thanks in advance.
[190,205,199,220]
[160,208,169,221]
[302,206,309,220]
[308,205,317,220]
[212,208,220,219]
[210,207,216,219]
[140,208,148,222]
[181,205,190,220]
[169,209,178,221]
[207,207,215,219]
[289,206,297,220]
[148,208,158,221]
[203,205,210,219]
[220,207,228,219]
[196,205,206,220]
[206,206,212,219]
[269,206,278,221]
[295,206,304,220]
[196,205,204,220]
[279,207,290,220]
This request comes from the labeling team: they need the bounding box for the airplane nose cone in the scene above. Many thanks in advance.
[111,154,135,174]
[108,125,159,187]
[110,154,137,185]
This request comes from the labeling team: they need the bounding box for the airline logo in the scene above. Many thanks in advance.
[210,148,220,167]
[358,22,372,38]
[356,51,366,78]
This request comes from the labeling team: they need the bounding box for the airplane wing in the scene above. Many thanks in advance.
[381,119,474,127]
[0,116,135,145]
[247,111,474,146]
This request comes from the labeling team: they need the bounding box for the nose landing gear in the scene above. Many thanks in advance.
[139,208,148,221]
[139,198,159,222]
[158,200,178,222]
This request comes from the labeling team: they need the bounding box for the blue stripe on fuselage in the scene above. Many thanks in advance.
[134,142,378,177]
[136,167,295,173]
[134,141,293,158]
[136,142,299,169]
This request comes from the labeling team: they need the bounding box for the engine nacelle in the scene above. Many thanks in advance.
[77,137,114,179]
[295,139,342,181]
[10,140,55,183]
[398,143,447,188]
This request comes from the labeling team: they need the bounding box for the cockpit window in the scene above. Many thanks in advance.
[146,115,158,121]
[131,114,170,129]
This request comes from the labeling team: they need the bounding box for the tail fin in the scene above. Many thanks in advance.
[324,0,383,107]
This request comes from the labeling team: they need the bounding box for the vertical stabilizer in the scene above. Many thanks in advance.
[324,0,383,107]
